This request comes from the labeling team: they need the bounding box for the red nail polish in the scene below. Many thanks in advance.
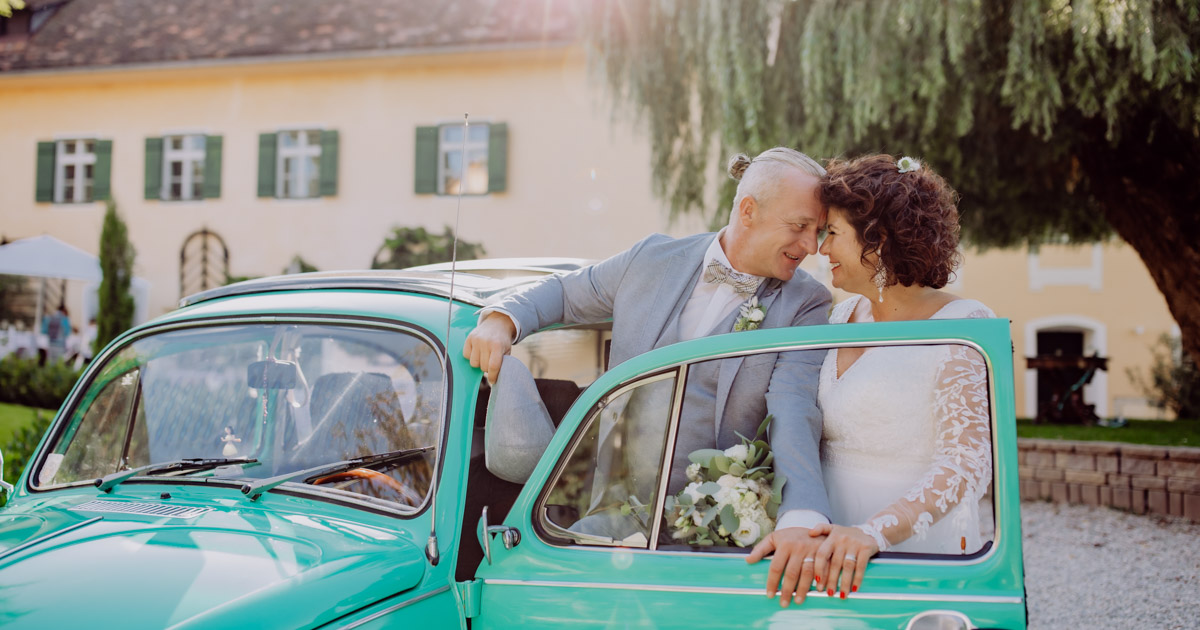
[851,585,858,593]
[814,575,820,584]
[827,590,834,597]
[840,592,846,599]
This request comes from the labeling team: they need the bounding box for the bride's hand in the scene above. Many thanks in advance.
[807,523,878,598]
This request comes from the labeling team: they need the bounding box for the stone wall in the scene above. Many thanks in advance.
[1018,439,1200,522]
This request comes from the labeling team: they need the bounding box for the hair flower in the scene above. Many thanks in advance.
[897,156,921,173]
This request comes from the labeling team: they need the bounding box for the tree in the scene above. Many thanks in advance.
[371,226,486,270]
[96,199,135,352]
[0,0,25,19]
[584,0,1200,365]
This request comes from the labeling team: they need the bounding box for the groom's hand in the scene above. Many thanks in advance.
[464,312,517,384]
[746,527,826,607]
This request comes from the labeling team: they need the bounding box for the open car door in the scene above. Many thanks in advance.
[472,318,1025,629]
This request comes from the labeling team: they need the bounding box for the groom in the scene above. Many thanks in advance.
[465,147,831,605]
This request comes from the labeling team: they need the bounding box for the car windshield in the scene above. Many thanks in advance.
[34,321,444,509]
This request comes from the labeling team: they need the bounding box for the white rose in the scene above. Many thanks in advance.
[748,309,765,322]
[683,482,705,504]
[732,520,762,547]
[716,474,739,489]
[723,444,749,464]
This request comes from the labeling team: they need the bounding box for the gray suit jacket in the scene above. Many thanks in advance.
[491,232,833,518]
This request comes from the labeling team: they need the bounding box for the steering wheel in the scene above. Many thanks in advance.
[313,468,424,506]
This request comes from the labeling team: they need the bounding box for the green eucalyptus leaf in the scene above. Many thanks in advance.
[688,449,725,465]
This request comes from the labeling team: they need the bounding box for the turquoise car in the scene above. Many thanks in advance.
[0,268,1025,629]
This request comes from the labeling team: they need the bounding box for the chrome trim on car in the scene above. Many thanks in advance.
[526,337,1006,568]
[70,500,211,519]
[178,269,541,308]
[638,336,1006,569]
[534,370,679,548]
[336,585,452,629]
[29,315,450,520]
[905,609,976,630]
[481,579,1023,604]
[648,364,689,550]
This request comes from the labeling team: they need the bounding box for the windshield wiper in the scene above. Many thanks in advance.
[95,458,259,492]
[241,446,434,501]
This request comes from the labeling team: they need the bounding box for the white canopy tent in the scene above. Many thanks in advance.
[0,235,149,339]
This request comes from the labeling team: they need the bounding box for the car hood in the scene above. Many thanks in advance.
[0,491,427,629]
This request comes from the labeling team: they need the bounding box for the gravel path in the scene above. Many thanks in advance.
[1022,501,1200,629]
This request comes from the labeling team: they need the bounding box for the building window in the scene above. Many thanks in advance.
[278,130,322,199]
[438,123,489,195]
[55,139,97,203]
[145,135,221,201]
[414,122,507,195]
[162,135,206,201]
[36,138,111,204]
[256,129,337,199]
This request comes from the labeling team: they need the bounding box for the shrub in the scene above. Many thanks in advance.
[0,356,81,410]
[2,411,52,488]
[1128,334,1200,420]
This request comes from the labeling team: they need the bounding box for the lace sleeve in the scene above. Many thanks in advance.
[854,345,993,552]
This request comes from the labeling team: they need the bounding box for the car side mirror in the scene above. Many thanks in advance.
[247,360,299,390]
[0,449,14,502]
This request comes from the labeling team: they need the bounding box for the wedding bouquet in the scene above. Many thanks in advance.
[663,416,785,547]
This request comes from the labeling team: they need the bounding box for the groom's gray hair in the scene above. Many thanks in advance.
[727,147,826,218]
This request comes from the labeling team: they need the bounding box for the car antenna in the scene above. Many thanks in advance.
[427,112,470,567]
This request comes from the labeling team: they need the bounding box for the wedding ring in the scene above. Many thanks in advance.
[844,554,857,563]
[802,557,814,564]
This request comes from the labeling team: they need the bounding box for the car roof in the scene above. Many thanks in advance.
[178,259,593,309]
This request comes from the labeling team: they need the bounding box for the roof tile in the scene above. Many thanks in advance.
[1,0,580,72]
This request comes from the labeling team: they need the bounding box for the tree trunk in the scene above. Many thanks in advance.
[1099,193,1200,370]
[1080,133,1200,370]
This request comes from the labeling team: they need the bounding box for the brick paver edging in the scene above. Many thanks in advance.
[1018,438,1200,521]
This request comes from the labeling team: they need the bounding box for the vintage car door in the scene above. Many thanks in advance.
[472,318,1026,629]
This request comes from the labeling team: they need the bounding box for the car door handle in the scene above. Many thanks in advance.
[477,505,522,565]
[906,610,975,630]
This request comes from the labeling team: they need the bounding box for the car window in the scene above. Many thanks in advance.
[534,341,995,558]
[35,321,445,511]
[538,371,679,548]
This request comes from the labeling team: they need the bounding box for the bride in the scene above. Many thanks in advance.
[807,154,994,598]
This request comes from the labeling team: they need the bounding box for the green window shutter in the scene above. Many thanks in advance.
[414,126,438,194]
[144,137,163,200]
[93,140,113,202]
[257,133,277,198]
[36,141,55,203]
[203,135,223,199]
[488,122,508,193]
[318,129,339,197]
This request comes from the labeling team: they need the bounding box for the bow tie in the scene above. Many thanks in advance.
[702,259,762,299]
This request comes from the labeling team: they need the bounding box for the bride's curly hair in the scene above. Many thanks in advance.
[819,154,962,289]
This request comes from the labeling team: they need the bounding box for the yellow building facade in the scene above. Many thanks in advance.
[0,13,1180,420]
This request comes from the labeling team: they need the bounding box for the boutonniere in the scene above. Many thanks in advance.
[733,296,767,331]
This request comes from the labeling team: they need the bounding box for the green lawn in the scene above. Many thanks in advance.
[1016,418,1200,447]
[0,402,53,447]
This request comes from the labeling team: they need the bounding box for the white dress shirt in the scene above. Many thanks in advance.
[484,232,827,530]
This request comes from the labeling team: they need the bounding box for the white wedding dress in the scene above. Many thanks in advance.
[819,295,994,554]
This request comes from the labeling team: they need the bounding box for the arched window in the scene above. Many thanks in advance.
[179,229,229,299]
